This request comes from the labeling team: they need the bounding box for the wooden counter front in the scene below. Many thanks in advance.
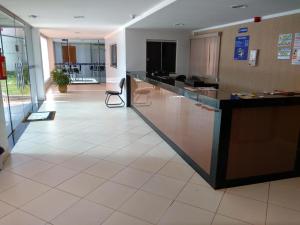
[131,78,218,174]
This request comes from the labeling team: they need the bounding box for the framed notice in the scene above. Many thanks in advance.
[234,36,250,60]
[278,47,291,60]
[277,33,293,60]
[292,33,300,65]
[278,33,293,47]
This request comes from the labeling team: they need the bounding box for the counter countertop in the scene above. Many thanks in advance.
[127,71,300,109]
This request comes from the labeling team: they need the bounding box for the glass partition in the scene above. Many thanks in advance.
[0,9,33,143]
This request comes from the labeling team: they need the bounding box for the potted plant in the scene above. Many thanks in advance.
[51,69,70,93]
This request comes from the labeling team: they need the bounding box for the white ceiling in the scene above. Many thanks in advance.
[0,0,165,38]
[129,0,300,30]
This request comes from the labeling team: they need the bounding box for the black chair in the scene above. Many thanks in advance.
[105,78,125,108]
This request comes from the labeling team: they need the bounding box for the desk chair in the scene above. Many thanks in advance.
[105,78,125,108]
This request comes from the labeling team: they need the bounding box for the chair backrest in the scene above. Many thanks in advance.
[119,78,126,93]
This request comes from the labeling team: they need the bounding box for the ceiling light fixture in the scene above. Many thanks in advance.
[73,16,85,19]
[231,4,248,9]
[28,15,38,18]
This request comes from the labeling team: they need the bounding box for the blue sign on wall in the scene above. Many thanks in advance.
[238,27,248,33]
[234,35,250,60]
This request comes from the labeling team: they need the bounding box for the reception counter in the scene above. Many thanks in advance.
[126,72,300,188]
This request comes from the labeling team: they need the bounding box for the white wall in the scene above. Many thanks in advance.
[47,39,55,73]
[105,29,126,84]
[31,28,46,101]
[40,36,50,82]
[0,86,9,158]
[125,28,190,74]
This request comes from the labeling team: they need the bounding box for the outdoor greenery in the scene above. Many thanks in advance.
[51,69,70,86]
[0,68,31,96]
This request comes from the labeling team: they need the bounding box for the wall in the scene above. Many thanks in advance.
[126,28,190,74]
[31,28,46,101]
[0,86,9,159]
[47,38,55,73]
[197,13,300,92]
[105,29,126,84]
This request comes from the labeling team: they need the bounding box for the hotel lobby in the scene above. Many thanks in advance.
[0,0,300,224]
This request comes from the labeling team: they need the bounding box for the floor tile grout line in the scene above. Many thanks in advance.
[265,182,271,225]
[210,189,226,225]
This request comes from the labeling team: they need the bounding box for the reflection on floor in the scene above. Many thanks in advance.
[0,84,299,225]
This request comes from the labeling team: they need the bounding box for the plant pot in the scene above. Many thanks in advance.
[58,85,68,93]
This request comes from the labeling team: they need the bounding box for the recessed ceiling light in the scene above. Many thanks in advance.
[28,15,38,18]
[174,23,185,27]
[231,4,248,9]
[73,16,85,19]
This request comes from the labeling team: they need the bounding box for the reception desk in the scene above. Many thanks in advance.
[126,72,300,188]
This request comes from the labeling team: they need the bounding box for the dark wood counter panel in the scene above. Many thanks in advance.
[126,72,300,189]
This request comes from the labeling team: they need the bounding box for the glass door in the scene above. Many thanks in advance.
[0,11,33,141]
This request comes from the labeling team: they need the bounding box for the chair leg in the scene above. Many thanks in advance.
[105,94,125,108]
[105,94,109,104]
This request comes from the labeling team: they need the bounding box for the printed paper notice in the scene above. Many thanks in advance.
[278,33,293,47]
[292,33,300,65]
[278,47,291,60]
[294,33,300,48]
[292,48,300,65]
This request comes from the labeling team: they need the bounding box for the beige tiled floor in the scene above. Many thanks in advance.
[0,84,300,225]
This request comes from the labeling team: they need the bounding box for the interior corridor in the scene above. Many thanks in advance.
[0,85,299,225]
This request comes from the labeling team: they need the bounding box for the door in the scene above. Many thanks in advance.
[162,42,176,73]
[146,41,161,73]
[0,21,33,139]
[146,41,176,74]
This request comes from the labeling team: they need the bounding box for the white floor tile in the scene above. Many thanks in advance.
[85,181,136,209]
[22,189,79,221]
[120,190,172,224]
[51,199,113,225]
[110,167,152,188]
[141,174,186,199]
[57,173,106,197]
[0,171,25,192]
[85,160,124,179]
[84,145,118,159]
[0,210,45,225]
[129,152,168,173]
[189,173,211,188]
[158,201,214,225]
[102,212,153,225]
[60,155,98,172]
[0,200,15,218]
[266,204,300,225]
[32,166,78,187]
[10,159,54,178]
[0,179,50,207]
[269,182,300,211]
[158,161,194,182]
[177,183,224,212]
[227,182,269,202]
[212,215,251,225]
[218,193,267,225]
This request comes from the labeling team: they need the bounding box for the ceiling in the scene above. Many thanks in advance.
[129,0,300,30]
[0,0,165,38]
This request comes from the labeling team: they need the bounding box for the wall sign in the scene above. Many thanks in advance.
[277,33,293,60]
[249,50,259,66]
[278,48,291,60]
[292,33,300,65]
[238,27,248,33]
[234,35,250,60]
